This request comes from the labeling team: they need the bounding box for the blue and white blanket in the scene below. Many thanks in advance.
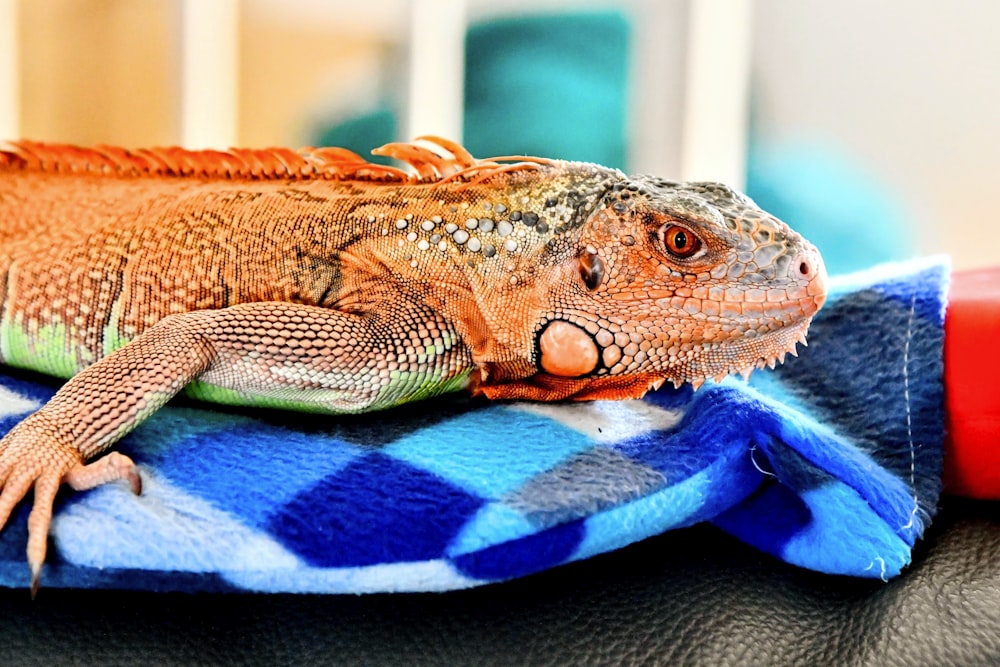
[0,258,948,592]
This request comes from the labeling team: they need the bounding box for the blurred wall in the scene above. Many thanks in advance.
[16,0,401,147]
[20,0,175,145]
[237,0,402,147]
[9,0,998,269]
[753,0,1000,270]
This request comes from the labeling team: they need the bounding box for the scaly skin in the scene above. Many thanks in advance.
[0,137,827,593]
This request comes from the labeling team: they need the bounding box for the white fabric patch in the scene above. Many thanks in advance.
[514,399,684,443]
[54,470,485,593]
[0,385,39,418]
[53,470,299,572]
[224,559,483,594]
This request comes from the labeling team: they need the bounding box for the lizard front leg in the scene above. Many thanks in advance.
[0,299,472,593]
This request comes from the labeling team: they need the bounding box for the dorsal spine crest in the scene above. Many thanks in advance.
[0,136,558,187]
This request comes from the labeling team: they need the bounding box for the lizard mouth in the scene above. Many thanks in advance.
[668,251,828,391]
[658,317,814,392]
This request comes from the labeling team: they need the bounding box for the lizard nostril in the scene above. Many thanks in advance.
[796,248,828,304]
[794,249,821,280]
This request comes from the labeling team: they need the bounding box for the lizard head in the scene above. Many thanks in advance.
[533,175,828,395]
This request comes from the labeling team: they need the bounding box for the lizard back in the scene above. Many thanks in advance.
[0,139,622,379]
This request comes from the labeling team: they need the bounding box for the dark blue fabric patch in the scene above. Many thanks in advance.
[0,367,62,404]
[0,368,61,434]
[771,279,945,515]
[642,383,694,410]
[712,481,813,558]
[41,563,240,594]
[618,387,778,483]
[0,414,20,437]
[266,452,485,567]
[154,422,361,528]
[759,436,836,491]
[872,263,949,319]
[685,437,773,526]
[451,519,586,581]
[0,502,32,562]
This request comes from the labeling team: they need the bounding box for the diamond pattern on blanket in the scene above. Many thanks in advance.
[382,406,596,498]
[450,519,587,580]
[0,258,951,592]
[153,422,365,528]
[266,452,487,567]
[502,446,667,526]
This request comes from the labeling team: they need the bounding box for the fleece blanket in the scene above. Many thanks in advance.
[0,258,948,593]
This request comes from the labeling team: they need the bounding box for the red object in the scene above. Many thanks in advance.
[944,266,1000,499]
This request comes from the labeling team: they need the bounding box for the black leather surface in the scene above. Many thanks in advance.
[1,497,997,666]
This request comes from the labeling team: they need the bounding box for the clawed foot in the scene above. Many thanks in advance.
[0,415,141,597]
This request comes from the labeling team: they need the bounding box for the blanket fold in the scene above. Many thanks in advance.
[0,258,948,592]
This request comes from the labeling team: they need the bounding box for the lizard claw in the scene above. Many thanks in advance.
[23,451,141,598]
[0,413,115,596]
[26,471,62,600]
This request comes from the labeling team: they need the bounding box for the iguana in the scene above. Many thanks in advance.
[0,137,827,593]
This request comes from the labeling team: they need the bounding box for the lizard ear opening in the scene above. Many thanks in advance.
[578,248,605,291]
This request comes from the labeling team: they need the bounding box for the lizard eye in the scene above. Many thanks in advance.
[661,224,702,259]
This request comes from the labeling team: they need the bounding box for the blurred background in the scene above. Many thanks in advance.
[1,0,997,273]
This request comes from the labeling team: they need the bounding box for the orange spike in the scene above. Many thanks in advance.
[450,161,545,191]
[308,147,411,182]
[228,147,271,178]
[0,139,550,186]
[94,145,156,175]
[372,141,463,179]
[262,147,312,177]
[412,136,478,168]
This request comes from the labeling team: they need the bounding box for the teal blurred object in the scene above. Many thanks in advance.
[312,11,630,170]
[746,142,915,275]
[462,12,630,169]
[312,11,910,275]
[313,108,397,166]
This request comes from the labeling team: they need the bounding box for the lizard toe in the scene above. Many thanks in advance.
[27,472,62,598]
[65,451,142,495]
[0,416,86,593]
[0,466,35,532]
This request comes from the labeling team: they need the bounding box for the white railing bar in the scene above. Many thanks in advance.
[0,0,19,139]
[405,0,466,143]
[680,0,753,189]
[629,0,686,177]
[178,0,240,149]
